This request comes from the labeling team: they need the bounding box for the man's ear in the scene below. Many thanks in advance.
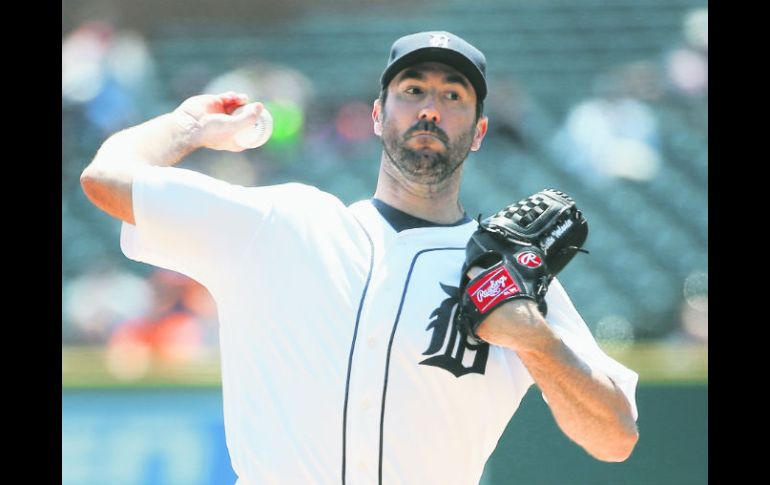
[470,116,489,151]
[372,98,383,136]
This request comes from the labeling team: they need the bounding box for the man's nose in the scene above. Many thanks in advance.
[418,103,441,124]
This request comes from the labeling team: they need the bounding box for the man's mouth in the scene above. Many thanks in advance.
[405,121,448,144]
[411,131,440,139]
[407,134,446,151]
[406,130,447,144]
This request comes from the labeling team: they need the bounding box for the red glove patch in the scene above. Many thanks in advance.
[465,266,521,314]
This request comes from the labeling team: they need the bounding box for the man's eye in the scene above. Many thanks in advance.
[405,87,423,95]
[446,92,460,101]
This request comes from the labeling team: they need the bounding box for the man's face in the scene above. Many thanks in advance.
[373,61,488,186]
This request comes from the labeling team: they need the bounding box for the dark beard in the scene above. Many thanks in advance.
[382,119,476,186]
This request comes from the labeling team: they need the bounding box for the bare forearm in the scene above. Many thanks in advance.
[517,336,638,461]
[80,92,261,224]
[478,301,638,461]
[100,111,198,168]
[80,112,199,224]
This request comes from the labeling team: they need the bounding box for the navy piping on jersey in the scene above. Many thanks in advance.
[378,247,466,484]
[341,217,375,485]
[371,198,472,232]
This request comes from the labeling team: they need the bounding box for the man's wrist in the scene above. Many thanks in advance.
[478,299,559,353]
[169,110,203,150]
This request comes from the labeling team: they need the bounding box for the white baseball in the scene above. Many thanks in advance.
[233,105,273,149]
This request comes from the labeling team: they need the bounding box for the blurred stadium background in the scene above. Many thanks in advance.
[62,0,707,484]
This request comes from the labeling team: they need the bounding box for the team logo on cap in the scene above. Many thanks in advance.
[516,251,542,268]
[429,34,450,48]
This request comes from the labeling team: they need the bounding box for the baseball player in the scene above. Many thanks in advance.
[81,31,639,484]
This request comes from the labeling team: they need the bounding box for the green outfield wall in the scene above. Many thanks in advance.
[483,384,707,485]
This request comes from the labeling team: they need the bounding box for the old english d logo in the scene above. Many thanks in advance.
[419,283,489,377]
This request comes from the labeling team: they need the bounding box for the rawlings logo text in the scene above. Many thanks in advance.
[476,275,508,302]
[466,266,521,314]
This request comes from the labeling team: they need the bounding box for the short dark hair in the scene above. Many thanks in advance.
[378,86,485,122]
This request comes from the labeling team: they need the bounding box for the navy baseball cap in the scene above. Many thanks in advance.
[380,31,487,101]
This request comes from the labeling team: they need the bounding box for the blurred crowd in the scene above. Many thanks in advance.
[62,4,707,379]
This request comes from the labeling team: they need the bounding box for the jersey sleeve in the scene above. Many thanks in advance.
[120,165,290,291]
[543,278,640,420]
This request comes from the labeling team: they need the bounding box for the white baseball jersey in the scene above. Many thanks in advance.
[120,166,639,485]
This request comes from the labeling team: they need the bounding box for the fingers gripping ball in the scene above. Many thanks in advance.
[455,189,589,342]
[233,105,273,149]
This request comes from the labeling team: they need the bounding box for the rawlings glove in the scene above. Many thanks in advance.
[455,188,588,343]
